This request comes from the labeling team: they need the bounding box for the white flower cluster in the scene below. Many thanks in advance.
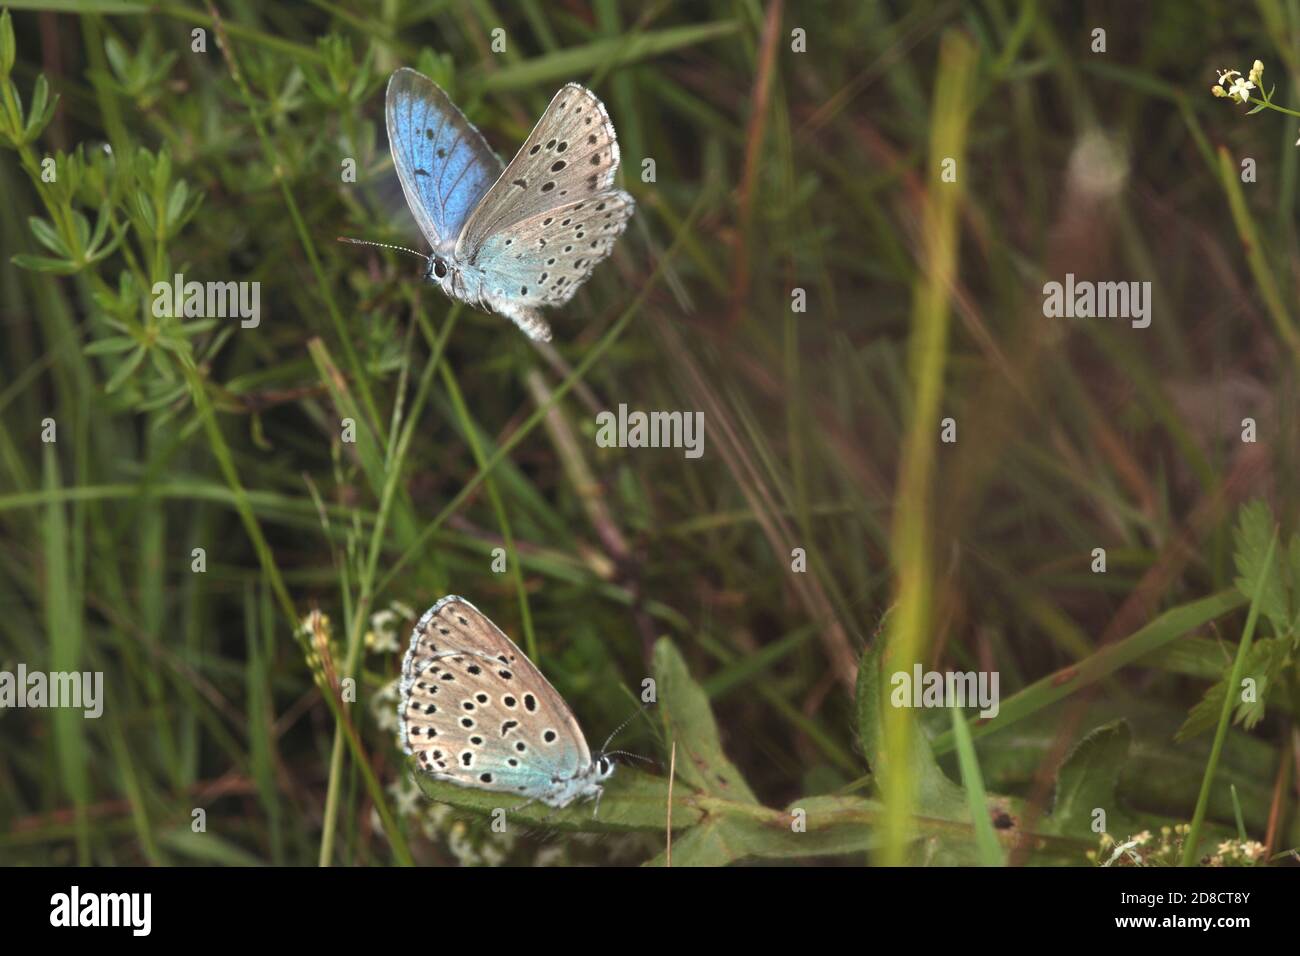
[1211,60,1264,104]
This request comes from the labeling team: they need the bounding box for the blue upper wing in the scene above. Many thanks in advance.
[385,69,503,255]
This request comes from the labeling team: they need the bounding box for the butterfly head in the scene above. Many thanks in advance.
[594,754,616,782]
[425,255,451,285]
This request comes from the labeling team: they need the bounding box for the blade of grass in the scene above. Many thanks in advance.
[932,588,1246,754]
[44,441,90,864]
[949,704,1004,866]
[882,31,977,866]
[1215,146,1300,365]
[469,21,740,91]
[1179,529,1277,866]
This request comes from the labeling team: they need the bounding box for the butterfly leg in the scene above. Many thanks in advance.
[508,795,540,817]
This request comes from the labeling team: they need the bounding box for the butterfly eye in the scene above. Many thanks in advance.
[432,259,448,279]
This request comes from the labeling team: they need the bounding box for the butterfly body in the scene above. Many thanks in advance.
[398,595,614,809]
[385,69,635,342]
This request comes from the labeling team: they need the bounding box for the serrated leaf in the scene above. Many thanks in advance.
[1232,500,1288,635]
[1047,720,1131,836]
[652,638,758,803]
[1179,676,1228,742]
[1176,637,1287,740]
[1234,637,1288,730]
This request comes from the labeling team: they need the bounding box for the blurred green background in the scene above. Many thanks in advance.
[1,0,1298,866]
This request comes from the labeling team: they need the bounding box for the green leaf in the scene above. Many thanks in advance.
[104,35,132,83]
[1233,499,1288,635]
[104,345,146,393]
[71,209,91,255]
[412,766,701,832]
[1,78,24,139]
[0,9,14,78]
[166,180,189,230]
[1046,720,1132,837]
[855,633,967,820]
[28,216,68,256]
[1176,637,1289,740]
[646,797,882,867]
[24,74,56,142]
[652,637,758,803]
[11,253,78,274]
[83,335,139,356]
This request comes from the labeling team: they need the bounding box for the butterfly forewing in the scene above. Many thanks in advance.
[399,596,593,801]
[456,83,625,255]
[386,69,502,255]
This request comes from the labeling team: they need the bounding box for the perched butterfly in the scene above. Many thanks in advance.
[344,68,636,343]
[398,595,616,810]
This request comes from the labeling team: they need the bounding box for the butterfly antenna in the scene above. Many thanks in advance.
[337,236,430,261]
[598,699,654,757]
[601,749,655,767]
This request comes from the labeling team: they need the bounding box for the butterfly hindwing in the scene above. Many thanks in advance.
[386,69,502,255]
[399,596,592,801]
[456,83,624,256]
[470,189,635,309]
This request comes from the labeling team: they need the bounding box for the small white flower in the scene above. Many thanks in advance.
[447,820,480,866]
[369,677,400,734]
[387,776,422,817]
[1101,838,1142,867]
[366,609,401,654]
[1227,76,1255,104]
[300,611,330,638]
[1249,59,1264,86]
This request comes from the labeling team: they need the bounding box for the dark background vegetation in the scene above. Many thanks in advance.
[1,0,1298,866]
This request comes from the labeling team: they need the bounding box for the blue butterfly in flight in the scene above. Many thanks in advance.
[345,69,636,343]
